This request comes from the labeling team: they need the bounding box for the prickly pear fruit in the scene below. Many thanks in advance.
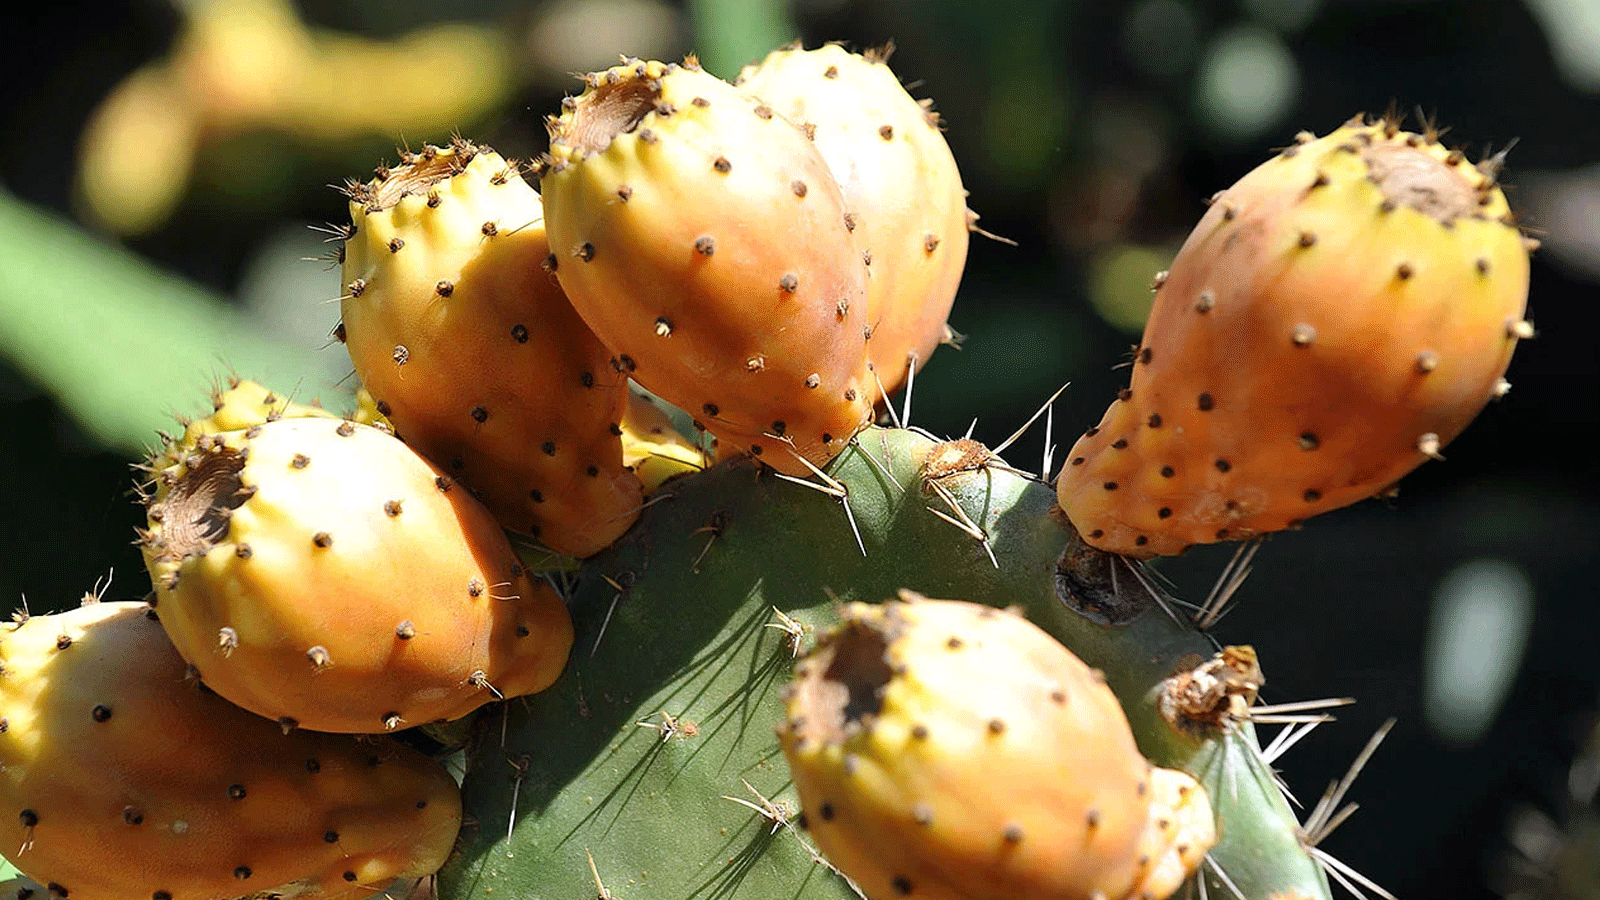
[1057,115,1533,557]
[0,600,461,900]
[779,594,1215,900]
[143,376,338,473]
[350,386,394,430]
[540,57,875,474]
[138,415,573,733]
[736,42,970,397]
[340,139,642,557]
[618,387,710,493]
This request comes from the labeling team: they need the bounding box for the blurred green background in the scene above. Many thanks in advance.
[1,0,1597,897]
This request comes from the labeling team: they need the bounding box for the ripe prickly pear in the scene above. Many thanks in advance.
[340,139,642,557]
[618,386,711,493]
[736,42,970,397]
[779,594,1213,900]
[540,57,875,474]
[142,377,338,475]
[138,415,572,733]
[1057,115,1533,557]
[0,600,461,900]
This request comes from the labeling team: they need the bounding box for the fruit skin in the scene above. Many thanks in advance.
[443,426,1331,900]
[138,415,573,733]
[540,57,875,474]
[1057,115,1533,557]
[736,42,970,398]
[0,600,461,900]
[780,595,1213,900]
[142,376,338,472]
[340,139,641,558]
[618,386,711,493]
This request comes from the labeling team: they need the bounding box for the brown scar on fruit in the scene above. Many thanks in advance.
[1361,137,1485,222]
[146,449,251,564]
[785,607,900,748]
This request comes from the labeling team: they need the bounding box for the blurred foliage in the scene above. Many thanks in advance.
[0,192,334,455]
[0,2,1596,899]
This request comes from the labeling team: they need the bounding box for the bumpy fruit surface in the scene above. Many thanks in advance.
[144,377,337,473]
[1057,115,1533,557]
[138,415,572,733]
[737,42,970,397]
[340,139,641,557]
[779,594,1214,900]
[541,57,875,474]
[0,601,461,900]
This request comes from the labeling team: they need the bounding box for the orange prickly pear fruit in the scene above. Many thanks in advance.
[339,139,642,557]
[1057,114,1534,557]
[779,593,1215,900]
[137,415,573,733]
[736,42,971,397]
[540,57,876,474]
[0,600,461,900]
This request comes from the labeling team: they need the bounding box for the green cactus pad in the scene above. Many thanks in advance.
[442,426,1332,900]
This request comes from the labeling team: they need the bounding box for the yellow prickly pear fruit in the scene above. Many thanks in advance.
[0,601,461,900]
[1057,115,1534,557]
[540,57,876,474]
[349,385,393,430]
[142,376,337,474]
[138,416,573,733]
[779,594,1214,900]
[736,42,971,397]
[340,139,642,558]
[618,388,711,493]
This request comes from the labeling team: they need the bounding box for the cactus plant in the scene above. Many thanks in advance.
[442,426,1332,900]
[0,33,1539,900]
